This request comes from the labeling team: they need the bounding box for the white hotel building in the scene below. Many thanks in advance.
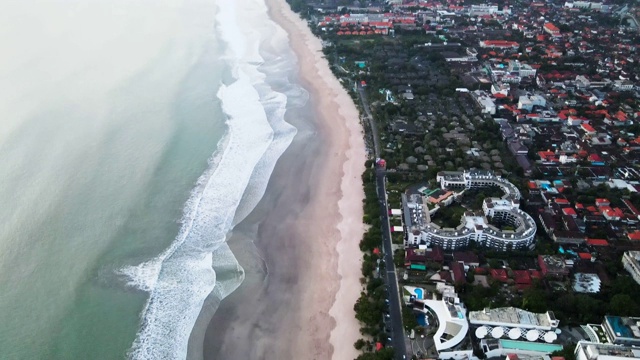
[575,341,640,360]
[622,251,640,286]
[403,170,536,251]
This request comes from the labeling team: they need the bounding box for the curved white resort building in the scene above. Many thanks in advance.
[403,170,536,251]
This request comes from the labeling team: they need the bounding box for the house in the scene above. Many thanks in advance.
[544,23,561,37]
[490,268,509,282]
[538,255,569,277]
[479,40,519,49]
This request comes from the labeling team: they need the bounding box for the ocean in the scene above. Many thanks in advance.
[0,0,303,358]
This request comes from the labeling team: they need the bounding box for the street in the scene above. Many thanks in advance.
[357,80,407,359]
[376,168,408,359]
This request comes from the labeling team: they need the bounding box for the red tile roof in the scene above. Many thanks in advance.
[629,230,640,241]
[578,252,592,260]
[514,270,532,284]
[586,238,609,246]
[490,268,509,282]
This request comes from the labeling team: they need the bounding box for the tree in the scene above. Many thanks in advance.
[609,294,640,316]
[354,339,367,350]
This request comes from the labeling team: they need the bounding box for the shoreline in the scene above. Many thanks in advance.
[265,0,366,357]
[200,0,366,358]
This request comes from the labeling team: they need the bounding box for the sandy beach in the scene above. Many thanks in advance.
[200,0,366,359]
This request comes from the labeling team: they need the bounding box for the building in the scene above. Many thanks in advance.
[508,60,537,77]
[602,316,640,346]
[622,251,640,285]
[469,307,559,332]
[402,170,536,250]
[479,40,519,49]
[538,255,570,277]
[544,23,561,37]
[469,4,499,16]
[428,189,455,205]
[404,284,468,352]
[573,273,601,293]
[471,90,497,115]
[518,95,547,111]
[574,341,640,360]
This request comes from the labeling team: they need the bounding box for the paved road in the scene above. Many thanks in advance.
[357,84,381,158]
[376,168,408,359]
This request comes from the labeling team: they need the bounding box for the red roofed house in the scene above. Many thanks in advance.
[490,268,509,282]
[628,230,640,241]
[451,262,466,284]
[586,238,609,246]
[529,270,542,279]
[578,252,592,260]
[562,207,577,217]
[480,40,519,49]
[544,23,560,36]
[595,198,610,207]
[513,270,532,285]
[581,123,596,135]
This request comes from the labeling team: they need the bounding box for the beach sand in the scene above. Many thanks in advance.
[200,0,366,359]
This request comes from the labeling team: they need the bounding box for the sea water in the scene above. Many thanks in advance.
[0,0,302,358]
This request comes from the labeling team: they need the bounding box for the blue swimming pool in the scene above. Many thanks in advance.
[500,340,563,353]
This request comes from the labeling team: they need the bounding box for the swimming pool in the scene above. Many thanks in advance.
[500,339,563,353]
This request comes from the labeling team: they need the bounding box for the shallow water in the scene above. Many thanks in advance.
[0,0,303,358]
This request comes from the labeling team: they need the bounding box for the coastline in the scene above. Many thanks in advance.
[200,0,366,359]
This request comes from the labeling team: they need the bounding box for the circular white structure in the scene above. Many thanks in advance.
[526,329,539,342]
[491,327,504,339]
[508,328,521,340]
[543,331,557,343]
[475,327,488,339]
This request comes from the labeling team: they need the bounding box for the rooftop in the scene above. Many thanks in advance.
[468,307,559,330]
[576,341,640,359]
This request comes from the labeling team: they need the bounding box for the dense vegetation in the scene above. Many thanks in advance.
[352,164,396,358]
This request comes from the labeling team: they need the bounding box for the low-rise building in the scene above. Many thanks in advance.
[574,341,640,360]
[622,251,640,286]
[469,307,559,331]
[602,316,640,346]
[538,255,570,277]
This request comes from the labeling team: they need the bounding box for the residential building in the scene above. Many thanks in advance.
[469,307,559,331]
[471,90,497,115]
[544,23,561,37]
[622,251,640,285]
[538,255,570,277]
[602,316,640,346]
[574,341,640,360]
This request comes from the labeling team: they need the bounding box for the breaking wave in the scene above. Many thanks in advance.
[119,0,300,358]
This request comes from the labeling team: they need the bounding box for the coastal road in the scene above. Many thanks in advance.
[357,84,381,158]
[376,168,408,359]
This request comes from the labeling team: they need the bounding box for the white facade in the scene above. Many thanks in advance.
[518,95,546,111]
[472,90,496,115]
[575,341,640,360]
[469,307,559,331]
[622,251,640,286]
[402,170,536,250]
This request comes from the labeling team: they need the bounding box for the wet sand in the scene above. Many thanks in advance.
[201,0,366,358]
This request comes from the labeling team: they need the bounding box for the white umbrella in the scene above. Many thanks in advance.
[475,327,488,339]
[543,331,557,343]
[526,329,539,342]
[491,327,504,339]
[508,328,521,340]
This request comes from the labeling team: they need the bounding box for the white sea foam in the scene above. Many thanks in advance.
[120,0,301,358]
